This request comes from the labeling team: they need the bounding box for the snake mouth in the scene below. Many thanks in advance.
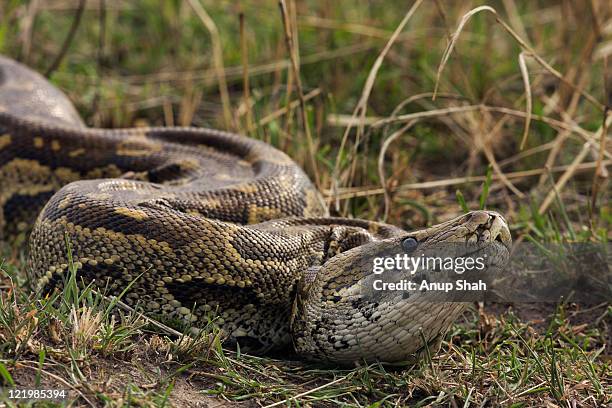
[451,211,512,269]
[404,211,512,257]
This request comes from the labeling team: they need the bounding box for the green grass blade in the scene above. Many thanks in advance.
[479,165,493,210]
[456,190,469,212]
[0,361,15,386]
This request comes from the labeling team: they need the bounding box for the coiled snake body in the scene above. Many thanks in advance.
[0,56,511,364]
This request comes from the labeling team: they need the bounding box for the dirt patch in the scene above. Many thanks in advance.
[6,338,241,407]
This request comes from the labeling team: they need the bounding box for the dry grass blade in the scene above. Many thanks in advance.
[280,0,298,149]
[538,143,591,215]
[327,160,610,200]
[18,0,40,63]
[433,5,495,100]
[279,0,320,188]
[378,121,416,221]
[163,99,174,126]
[481,143,525,197]
[501,0,531,46]
[70,305,102,350]
[535,121,575,189]
[498,141,556,167]
[433,5,604,111]
[539,113,612,214]
[331,0,424,202]
[328,114,384,127]
[107,295,183,338]
[518,52,533,150]
[298,15,392,39]
[460,108,525,197]
[388,104,611,159]
[187,0,233,130]
[372,105,481,128]
[590,106,610,212]
[483,106,611,157]
[587,0,603,38]
[536,22,600,187]
[239,13,255,134]
[44,0,86,77]
[259,88,321,126]
[262,375,348,408]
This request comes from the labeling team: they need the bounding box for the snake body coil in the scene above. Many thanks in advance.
[0,56,511,363]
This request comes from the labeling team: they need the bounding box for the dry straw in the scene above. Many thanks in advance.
[331,0,424,210]
[187,0,233,130]
[433,5,604,111]
[518,52,533,150]
[279,0,321,188]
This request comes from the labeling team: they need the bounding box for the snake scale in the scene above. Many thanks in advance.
[0,55,511,364]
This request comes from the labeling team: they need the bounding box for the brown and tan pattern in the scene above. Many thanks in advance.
[0,55,511,364]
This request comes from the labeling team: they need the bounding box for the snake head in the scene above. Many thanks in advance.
[291,210,511,364]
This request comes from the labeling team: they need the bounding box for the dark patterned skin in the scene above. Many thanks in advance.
[0,56,512,363]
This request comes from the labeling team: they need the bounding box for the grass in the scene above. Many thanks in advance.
[1,255,609,406]
[0,0,610,406]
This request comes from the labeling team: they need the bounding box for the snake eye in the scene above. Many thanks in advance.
[402,237,418,253]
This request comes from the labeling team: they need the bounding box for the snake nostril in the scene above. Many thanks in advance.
[402,237,418,252]
[494,234,504,244]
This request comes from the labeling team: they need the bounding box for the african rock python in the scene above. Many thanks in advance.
[0,55,511,364]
